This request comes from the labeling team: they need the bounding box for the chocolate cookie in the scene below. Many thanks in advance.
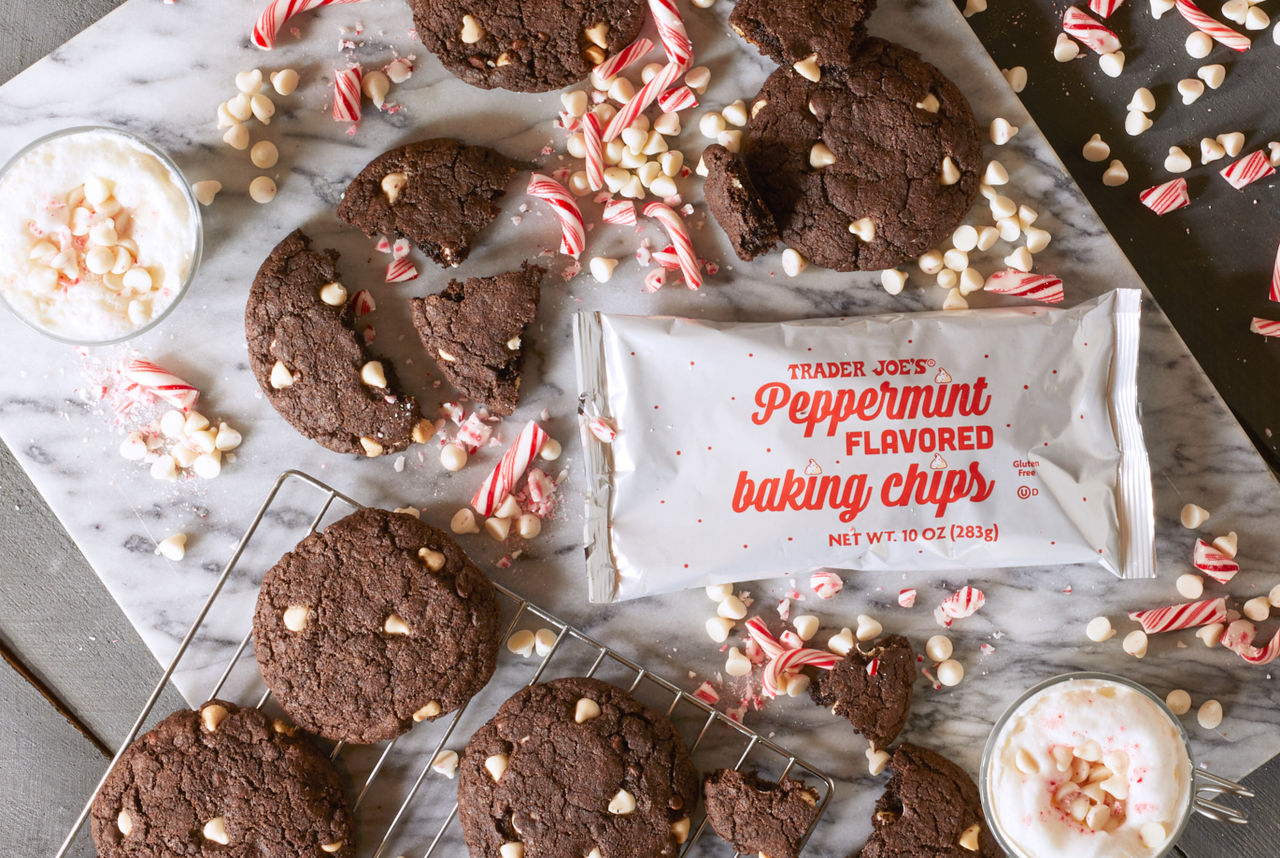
[245,230,428,457]
[337,139,520,268]
[860,744,1001,858]
[253,508,501,744]
[702,143,780,261]
[729,0,877,77]
[458,677,700,858]
[90,701,353,858]
[409,0,647,92]
[409,263,544,417]
[742,40,983,271]
[809,634,915,751]
[703,768,820,858]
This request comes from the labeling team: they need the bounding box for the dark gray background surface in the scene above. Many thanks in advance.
[0,1,1271,855]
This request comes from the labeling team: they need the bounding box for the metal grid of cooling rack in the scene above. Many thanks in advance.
[56,469,835,858]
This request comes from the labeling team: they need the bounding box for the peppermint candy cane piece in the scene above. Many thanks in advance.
[761,647,838,698]
[1062,7,1121,54]
[1089,0,1125,17]
[642,202,702,289]
[385,258,418,282]
[1272,241,1280,304]
[1240,628,1280,665]
[582,112,605,193]
[983,270,1065,304]
[604,62,686,141]
[1128,596,1227,633]
[587,416,617,443]
[642,268,665,293]
[472,421,549,515]
[332,66,363,122]
[351,289,376,316]
[1193,538,1240,582]
[657,85,698,113]
[602,199,637,225]
[810,571,843,599]
[898,588,917,608]
[593,35,655,81]
[392,238,411,260]
[647,0,694,66]
[744,616,786,660]
[1251,317,1280,337]
[526,173,586,257]
[693,681,719,705]
[939,586,986,620]
[1174,0,1251,50]
[252,0,369,50]
[1139,177,1190,214]
[1219,150,1275,189]
[652,246,682,270]
[454,413,492,454]
[123,359,200,411]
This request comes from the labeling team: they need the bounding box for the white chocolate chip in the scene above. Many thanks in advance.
[1270,584,1280,609]
[119,432,148,461]
[1127,87,1155,114]
[1082,134,1110,162]
[1223,0,1248,23]
[251,140,279,169]
[1139,822,1167,849]
[485,753,510,781]
[441,444,468,472]
[881,269,908,295]
[1166,689,1192,715]
[918,250,944,274]
[362,70,391,109]
[360,361,387,389]
[958,823,982,851]
[1122,629,1148,658]
[460,14,485,43]
[1025,226,1052,254]
[507,629,536,656]
[539,438,562,461]
[192,180,221,206]
[654,113,681,137]
[494,496,522,519]
[827,627,854,656]
[937,268,959,291]
[792,53,821,82]
[1212,530,1238,557]
[925,634,953,661]
[413,700,442,721]
[958,268,983,296]
[706,616,735,643]
[1244,596,1271,622]
[793,615,820,641]
[1178,78,1205,105]
[855,614,882,642]
[1015,748,1040,774]
[650,175,678,198]
[157,533,187,561]
[1180,503,1211,528]
[485,516,512,542]
[202,817,229,845]
[589,256,619,283]
[608,77,636,105]
[384,613,411,635]
[942,288,968,311]
[575,698,602,723]
[191,446,219,475]
[1197,622,1225,647]
[725,646,752,676]
[705,583,733,601]
[1054,33,1081,62]
[227,93,253,122]
[432,750,460,778]
[283,605,309,632]
[235,68,263,94]
[1124,110,1152,137]
[359,437,383,457]
[640,131,667,157]
[608,789,636,815]
[990,117,1018,144]
[249,176,277,204]
[718,595,748,620]
[250,93,275,124]
[1002,66,1027,92]
[848,217,875,242]
[271,68,299,96]
[781,248,807,277]
[201,703,230,732]
[867,747,891,775]
[809,142,836,168]
[1198,63,1226,89]
[1176,573,1204,600]
[381,172,408,204]
[1244,5,1269,29]
[450,507,479,534]
[685,66,711,92]
[318,281,347,307]
[561,90,589,117]
[1004,247,1033,273]
[940,156,961,185]
[671,816,691,844]
[936,659,964,687]
[1102,159,1129,186]
[117,810,133,836]
[943,248,969,272]
[499,843,524,858]
[717,130,743,153]
[1186,30,1213,58]
[269,361,294,389]
[982,160,1009,186]
[721,99,748,127]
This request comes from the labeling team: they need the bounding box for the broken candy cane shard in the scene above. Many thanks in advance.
[583,112,605,192]
[351,289,375,316]
[744,616,786,660]
[1251,317,1280,337]
[1063,6,1121,54]
[123,359,199,411]
[762,647,837,698]
[604,62,685,141]
[1089,0,1125,16]
[898,588,917,608]
[385,258,418,282]
[810,570,843,599]
[643,202,702,289]
[983,270,1065,304]
[939,586,986,620]
[1219,150,1275,189]
[1192,538,1240,581]
[587,416,617,442]
[647,0,694,67]
[1240,629,1280,665]
[333,66,363,122]
[602,199,637,225]
[693,681,718,704]
[657,85,698,113]
[472,421,549,516]
[1272,242,1280,304]
[1139,177,1190,214]
[252,0,369,49]
[592,36,654,80]
[1174,0,1251,50]
[527,173,586,257]
[1128,596,1227,633]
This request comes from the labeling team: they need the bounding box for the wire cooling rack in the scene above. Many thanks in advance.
[56,469,835,858]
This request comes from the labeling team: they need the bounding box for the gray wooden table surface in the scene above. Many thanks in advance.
[0,2,1272,856]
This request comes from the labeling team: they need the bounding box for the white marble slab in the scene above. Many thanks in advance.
[2,0,1279,854]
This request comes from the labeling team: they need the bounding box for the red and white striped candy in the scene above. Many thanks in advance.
[559,111,581,133]
[455,413,492,453]
[351,289,375,316]
[587,415,616,443]
[810,571,843,599]
[526,173,586,256]
[939,586,986,620]
[983,270,1065,304]
[1088,0,1124,17]
[1271,241,1280,304]
[373,236,392,254]
[693,681,719,705]
[1240,628,1280,665]
[582,112,605,193]
[1193,538,1240,582]
[1127,596,1226,633]
[1221,619,1256,653]
[526,467,555,505]
[778,630,804,650]
[1139,177,1190,215]
[762,647,837,698]
[744,616,786,660]
[652,246,682,270]
[592,35,655,81]
[898,588,917,608]
[865,657,881,676]
[602,199,637,225]
[1251,317,1280,337]
[1219,150,1275,189]
[252,0,369,50]
[647,0,694,66]
[123,359,199,411]
[392,238,410,260]
[385,258,418,282]
[1062,7,1121,54]
[332,66,363,122]
[643,201,702,289]
[604,61,685,141]
[1174,0,1251,51]
[642,268,665,293]
[472,421,549,515]
[657,85,698,113]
